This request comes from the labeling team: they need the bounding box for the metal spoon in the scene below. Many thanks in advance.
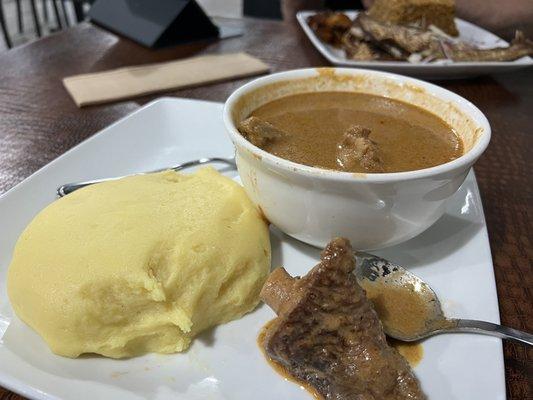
[57,157,236,197]
[354,252,533,346]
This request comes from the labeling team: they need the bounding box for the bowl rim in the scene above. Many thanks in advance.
[223,67,491,182]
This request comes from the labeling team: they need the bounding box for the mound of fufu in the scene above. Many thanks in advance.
[7,168,270,358]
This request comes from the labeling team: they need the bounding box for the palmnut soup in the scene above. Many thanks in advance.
[237,92,463,173]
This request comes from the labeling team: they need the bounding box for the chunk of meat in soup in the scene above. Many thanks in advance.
[237,116,286,148]
[336,125,384,172]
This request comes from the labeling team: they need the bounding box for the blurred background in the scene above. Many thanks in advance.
[3,0,529,53]
[0,0,246,52]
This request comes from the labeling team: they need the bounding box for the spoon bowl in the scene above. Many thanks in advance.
[355,252,533,346]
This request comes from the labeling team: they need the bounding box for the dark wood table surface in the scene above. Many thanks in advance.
[0,18,531,400]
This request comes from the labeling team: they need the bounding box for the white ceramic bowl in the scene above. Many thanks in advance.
[223,68,490,250]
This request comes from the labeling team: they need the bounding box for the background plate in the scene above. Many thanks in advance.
[297,10,533,79]
[0,98,505,399]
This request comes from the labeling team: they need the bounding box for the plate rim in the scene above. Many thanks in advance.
[0,97,221,204]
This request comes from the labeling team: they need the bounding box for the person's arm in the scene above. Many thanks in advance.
[281,0,325,21]
[456,0,533,38]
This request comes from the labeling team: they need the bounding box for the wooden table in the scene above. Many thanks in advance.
[0,18,531,400]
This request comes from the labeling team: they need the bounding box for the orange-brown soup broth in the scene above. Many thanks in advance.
[250,92,463,173]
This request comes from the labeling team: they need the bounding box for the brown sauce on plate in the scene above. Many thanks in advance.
[389,339,424,367]
[242,92,463,173]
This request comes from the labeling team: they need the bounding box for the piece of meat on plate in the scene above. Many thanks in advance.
[336,125,384,172]
[307,12,353,47]
[238,116,286,148]
[342,33,387,61]
[260,238,426,400]
[342,22,397,61]
[356,13,443,60]
[444,30,533,62]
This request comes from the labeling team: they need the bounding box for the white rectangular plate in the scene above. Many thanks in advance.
[297,10,533,78]
[0,98,505,400]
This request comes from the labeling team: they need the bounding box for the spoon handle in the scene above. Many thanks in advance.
[451,319,533,346]
[57,157,236,197]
